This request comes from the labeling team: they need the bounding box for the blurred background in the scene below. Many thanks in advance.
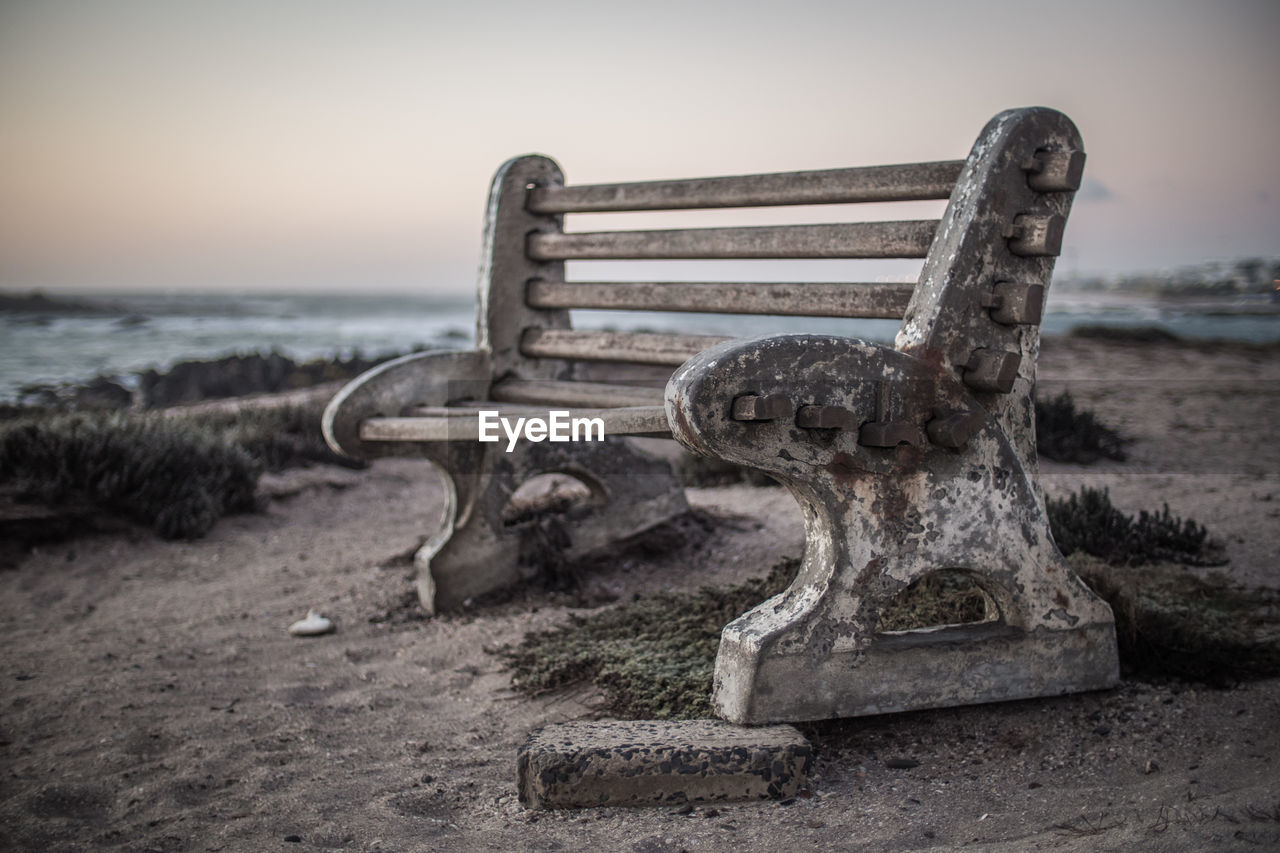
[1,0,1277,395]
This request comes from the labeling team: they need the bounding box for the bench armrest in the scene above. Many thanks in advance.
[322,349,492,460]
[665,333,992,486]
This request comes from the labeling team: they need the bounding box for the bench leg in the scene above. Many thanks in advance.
[322,348,690,613]
[417,436,689,612]
[667,334,1119,723]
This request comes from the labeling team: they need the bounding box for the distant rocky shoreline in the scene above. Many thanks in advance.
[4,284,1274,415]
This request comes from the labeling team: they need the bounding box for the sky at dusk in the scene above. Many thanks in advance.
[1,0,1277,294]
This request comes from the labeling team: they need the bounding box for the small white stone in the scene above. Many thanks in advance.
[289,610,334,637]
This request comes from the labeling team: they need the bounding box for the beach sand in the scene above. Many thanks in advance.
[1,335,1277,851]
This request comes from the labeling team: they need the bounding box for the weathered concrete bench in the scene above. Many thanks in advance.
[324,106,1119,721]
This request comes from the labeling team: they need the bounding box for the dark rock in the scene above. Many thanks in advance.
[0,290,113,315]
[137,350,403,407]
[15,375,133,410]
[73,376,133,410]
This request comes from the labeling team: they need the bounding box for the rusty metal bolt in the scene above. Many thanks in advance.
[796,405,860,430]
[1004,214,1065,257]
[1022,149,1086,193]
[963,349,1021,394]
[926,409,987,449]
[980,281,1045,326]
[731,394,792,422]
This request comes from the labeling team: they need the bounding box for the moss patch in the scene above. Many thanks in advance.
[496,559,799,719]
[876,570,994,632]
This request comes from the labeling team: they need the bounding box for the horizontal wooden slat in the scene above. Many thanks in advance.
[527,280,915,319]
[407,402,571,415]
[526,161,964,213]
[527,221,936,261]
[491,378,665,408]
[360,406,670,442]
[360,417,456,442]
[520,329,727,366]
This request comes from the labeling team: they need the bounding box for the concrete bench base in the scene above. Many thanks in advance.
[516,720,812,809]
[716,621,1119,723]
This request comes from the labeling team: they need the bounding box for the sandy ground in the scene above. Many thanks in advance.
[1,335,1278,852]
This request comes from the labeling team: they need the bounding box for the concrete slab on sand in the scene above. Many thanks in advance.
[516,720,812,809]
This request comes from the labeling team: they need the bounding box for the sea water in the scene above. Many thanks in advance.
[1,289,1275,402]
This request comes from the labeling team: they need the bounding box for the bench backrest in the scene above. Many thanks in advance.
[470,106,1083,458]
[477,153,956,377]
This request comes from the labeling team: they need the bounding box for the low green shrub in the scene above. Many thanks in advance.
[1046,486,1224,567]
[0,402,356,541]
[174,401,357,473]
[0,412,260,539]
[1072,556,1280,685]
[1068,324,1182,344]
[1034,390,1127,463]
